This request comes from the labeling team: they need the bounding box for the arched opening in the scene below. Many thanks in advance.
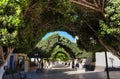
[34,31,80,59]
[27,31,81,71]
[1,1,120,79]
[50,45,71,61]
[53,51,69,62]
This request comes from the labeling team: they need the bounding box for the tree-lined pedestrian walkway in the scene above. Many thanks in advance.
[0,0,120,78]
[4,63,120,79]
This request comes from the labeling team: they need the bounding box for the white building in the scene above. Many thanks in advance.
[95,52,120,70]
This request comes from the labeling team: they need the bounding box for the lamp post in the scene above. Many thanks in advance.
[90,37,96,54]
[105,51,110,79]
[90,37,110,79]
[89,37,96,71]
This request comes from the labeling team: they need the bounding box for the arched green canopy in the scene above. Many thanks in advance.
[31,33,82,58]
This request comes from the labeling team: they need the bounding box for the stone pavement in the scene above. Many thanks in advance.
[4,64,120,79]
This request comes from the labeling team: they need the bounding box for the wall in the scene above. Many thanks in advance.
[95,52,120,67]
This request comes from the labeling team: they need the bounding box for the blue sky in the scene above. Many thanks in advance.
[42,31,75,42]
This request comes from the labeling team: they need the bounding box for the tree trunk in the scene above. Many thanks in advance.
[88,22,120,59]
[0,46,14,79]
[0,46,5,62]
[71,0,120,58]
[86,17,120,59]
[0,46,5,79]
[98,39,120,59]
[0,66,4,79]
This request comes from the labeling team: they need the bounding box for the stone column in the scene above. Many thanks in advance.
[24,60,29,72]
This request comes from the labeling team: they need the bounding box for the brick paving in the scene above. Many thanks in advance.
[4,64,120,79]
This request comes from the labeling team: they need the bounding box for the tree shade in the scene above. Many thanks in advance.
[0,1,120,79]
[14,0,120,59]
[0,0,120,67]
[32,33,94,59]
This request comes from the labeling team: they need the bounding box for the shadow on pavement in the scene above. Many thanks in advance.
[4,65,120,79]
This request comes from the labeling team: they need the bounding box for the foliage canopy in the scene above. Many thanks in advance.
[0,0,120,59]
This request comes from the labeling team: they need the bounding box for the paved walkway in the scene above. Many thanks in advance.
[4,64,120,79]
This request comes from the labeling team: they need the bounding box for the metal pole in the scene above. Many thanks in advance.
[105,51,110,79]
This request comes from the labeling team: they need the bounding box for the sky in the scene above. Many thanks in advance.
[42,31,75,42]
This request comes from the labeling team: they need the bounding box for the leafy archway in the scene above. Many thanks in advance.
[0,1,120,78]
[52,51,69,61]
[35,33,81,58]
[50,46,71,61]
[2,0,118,59]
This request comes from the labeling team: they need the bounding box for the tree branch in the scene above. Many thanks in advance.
[81,0,96,6]
[99,38,120,59]
[3,47,14,66]
[0,46,5,62]
[86,22,97,33]
[101,0,105,11]
[70,0,101,12]
[86,22,120,59]
[24,2,38,16]
[114,34,120,41]
[93,0,99,8]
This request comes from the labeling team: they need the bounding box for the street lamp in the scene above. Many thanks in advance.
[90,37,110,79]
[89,37,96,55]
[89,37,96,71]
[105,51,110,79]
